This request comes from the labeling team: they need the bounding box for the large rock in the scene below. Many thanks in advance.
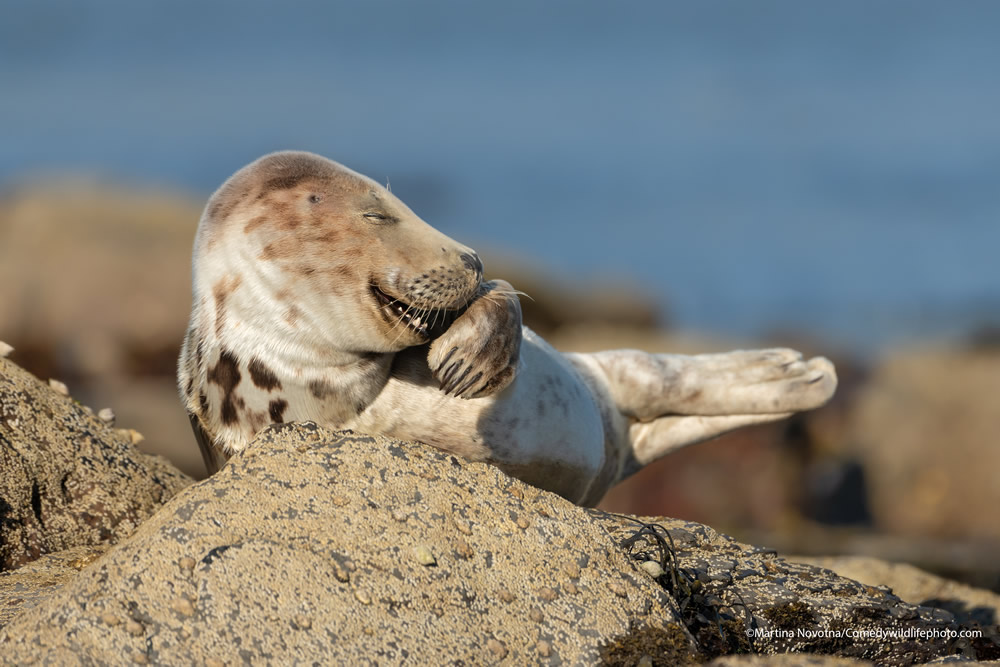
[845,345,1000,542]
[0,353,192,570]
[0,426,682,664]
[2,420,996,664]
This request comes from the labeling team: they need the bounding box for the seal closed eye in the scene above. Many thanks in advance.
[179,150,837,506]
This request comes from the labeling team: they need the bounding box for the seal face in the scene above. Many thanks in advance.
[207,151,482,350]
[179,151,837,505]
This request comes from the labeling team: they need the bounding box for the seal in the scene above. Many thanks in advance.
[178,151,837,505]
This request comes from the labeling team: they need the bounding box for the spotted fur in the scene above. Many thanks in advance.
[178,151,837,505]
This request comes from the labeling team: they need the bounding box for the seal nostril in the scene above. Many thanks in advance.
[460,252,483,276]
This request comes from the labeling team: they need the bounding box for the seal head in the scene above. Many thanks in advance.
[179,151,489,466]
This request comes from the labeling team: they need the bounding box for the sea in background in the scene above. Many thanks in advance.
[3,0,999,354]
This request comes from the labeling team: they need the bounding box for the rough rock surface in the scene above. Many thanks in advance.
[0,543,109,628]
[593,512,997,665]
[794,555,1000,630]
[0,355,192,570]
[2,356,998,664]
[1,426,683,664]
[1,421,997,664]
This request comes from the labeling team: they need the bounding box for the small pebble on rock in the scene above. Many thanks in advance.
[640,560,664,578]
[97,407,116,424]
[486,638,508,658]
[0,341,13,357]
[538,587,558,601]
[454,538,474,560]
[413,545,437,566]
[48,378,69,396]
[171,598,195,617]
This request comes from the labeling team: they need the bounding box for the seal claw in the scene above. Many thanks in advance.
[435,346,459,374]
[445,366,473,395]
[453,372,484,398]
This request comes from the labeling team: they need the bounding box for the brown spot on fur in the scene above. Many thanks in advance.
[264,173,311,191]
[268,398,288,423]
[259,243,278,261]
[198,392,209,415]
[207,183,249,223]
[244,214,269,234]
[213,275,243,337]
[325,264,354,282]
[278,214,301,231]
[248,358,281,391]
[284,306,302,327]
[308,379,335,399]
[259,238,299,261]
[308,229,341,244]
[185,378,194,397]
[208,350,242,425]
[247,409,268,431]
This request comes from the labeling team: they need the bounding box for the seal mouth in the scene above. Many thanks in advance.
[370,284,452,339]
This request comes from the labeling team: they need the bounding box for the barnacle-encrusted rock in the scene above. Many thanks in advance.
[0,356,192,570]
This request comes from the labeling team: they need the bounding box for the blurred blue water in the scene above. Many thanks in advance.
[3,0,999,351]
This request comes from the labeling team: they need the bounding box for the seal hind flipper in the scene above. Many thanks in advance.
[188,412,227,476]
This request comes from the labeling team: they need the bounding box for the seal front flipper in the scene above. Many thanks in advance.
[428,279,522,399]
[188,412,228,476]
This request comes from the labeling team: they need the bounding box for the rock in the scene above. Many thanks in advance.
[707,656,873,666]
[0,183,199,380]
[0,356,192,570]
[0,426,682,664]
[0,544,109,628]
[0,183,204,478]
[846,345,1000,542]
[1,423,996,663]
[793,555,1000,630]
[594,513,997,664]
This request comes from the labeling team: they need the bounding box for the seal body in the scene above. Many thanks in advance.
[179,151,837,505]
